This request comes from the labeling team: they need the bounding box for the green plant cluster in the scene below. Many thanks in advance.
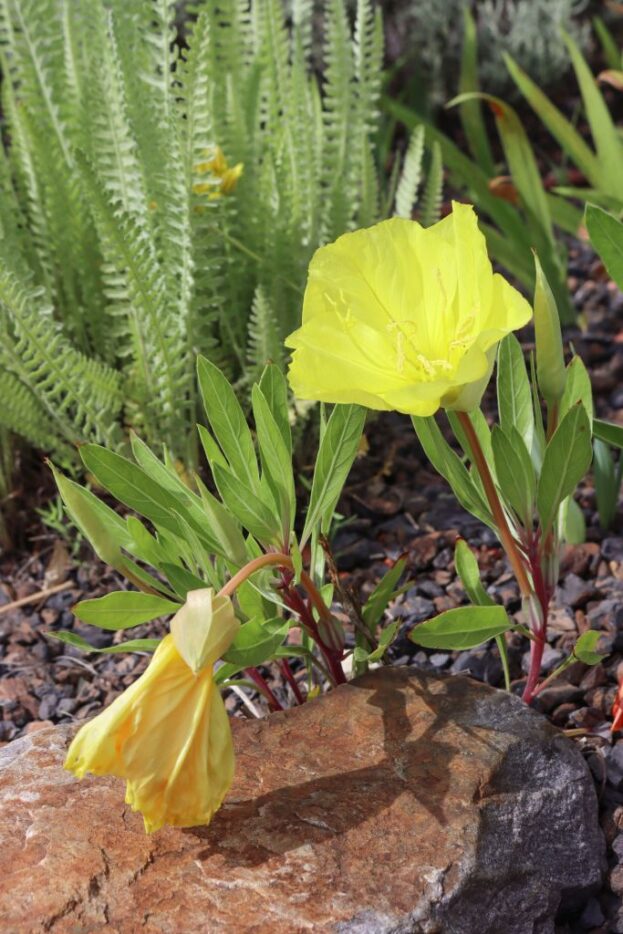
[0,0,386,470]
[52,360,406,694]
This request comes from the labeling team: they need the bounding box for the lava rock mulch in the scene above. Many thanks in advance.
[2,241,623,930]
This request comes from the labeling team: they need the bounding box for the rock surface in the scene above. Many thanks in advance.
[0,668,604,933]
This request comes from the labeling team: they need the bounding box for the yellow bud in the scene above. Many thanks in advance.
[171,588,239,674]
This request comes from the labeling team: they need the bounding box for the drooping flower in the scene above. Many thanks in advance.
[64,589,240,833]
[286,202,532,416]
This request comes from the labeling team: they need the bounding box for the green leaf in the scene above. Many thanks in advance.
[491,425,536,526]
[258,364,292,455]
[563,30,623,199]
[301,404,366,546]
[354,620,399,664]
[458,6,494,175]
[52,465,129,567]
[450,91,552,243]
[46,631,160,654]
[197,356,260,493]
[504,52,602,190]
[593,419,623,450]
[80,444,181,536]
[362,558,408,630]
[533,253,566,405]
[497,335,534,453]
[212,463,280,545]
[193,475,248,565]
[74,591,180,630]
[573,630,607,666]
[411,416,492,527]
[454,539,494,606]
[537,404,593,534]
[410,605,511,650]
[562,496,587,545]
[252,384,295,537]
[585,203,623,292]
[161,563,208,600]
[560,356,593,426]
[222,616,289,668]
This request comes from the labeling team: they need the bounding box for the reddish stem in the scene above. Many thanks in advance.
[244,667,283,711]
[280,658,305,705]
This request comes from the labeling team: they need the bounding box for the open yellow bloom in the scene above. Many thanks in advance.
[286,202,532,415]
[64,590,240,833]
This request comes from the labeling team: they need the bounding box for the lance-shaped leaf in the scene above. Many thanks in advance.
[497,335,534,453]
[74,591,181,630]
[410,605,512,650]
[491,425,536,526]
[222,616,290,669]
[533,254,566,406]
[301,404,366,546]
[586,203,623,292]
[537,404,593,535]
[46,632,161,654]
[594,419,623,450]
[455,539,494,606]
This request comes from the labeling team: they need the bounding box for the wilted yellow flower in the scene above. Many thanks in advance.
[286,202,531,415]
[64,590,240,833]
[193,145,243,199]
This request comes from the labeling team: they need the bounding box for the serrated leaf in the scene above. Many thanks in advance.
[74,592,180,630]
[410,605,511,650]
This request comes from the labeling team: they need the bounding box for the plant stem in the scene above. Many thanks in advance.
[280,658,305,704]
[244,667,283,711]
[457,411,532,599]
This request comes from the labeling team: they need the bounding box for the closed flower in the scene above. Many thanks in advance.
[286,202,531,415]
[64,590,239,833]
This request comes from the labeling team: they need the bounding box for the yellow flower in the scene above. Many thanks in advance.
[286,202,532,415]
[64,590,240,833]
[193,145,243,199]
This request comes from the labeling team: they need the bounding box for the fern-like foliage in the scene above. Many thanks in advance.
[0,0,442,484]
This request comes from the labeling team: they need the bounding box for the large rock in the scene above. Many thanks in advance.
[0,668,604,933]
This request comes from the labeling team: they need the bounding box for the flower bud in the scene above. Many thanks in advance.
[171,588,240,674]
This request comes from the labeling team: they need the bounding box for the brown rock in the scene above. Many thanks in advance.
[0,668,604,933]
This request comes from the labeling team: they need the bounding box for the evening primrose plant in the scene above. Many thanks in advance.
[287,201,606,704]
[51,359,405,831]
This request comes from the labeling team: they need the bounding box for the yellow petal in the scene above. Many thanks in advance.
[65,634,235,833]
[286,202,532,416]
[170,588,240,674]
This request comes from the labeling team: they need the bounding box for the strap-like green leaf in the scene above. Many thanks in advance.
[410,605,511,650]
